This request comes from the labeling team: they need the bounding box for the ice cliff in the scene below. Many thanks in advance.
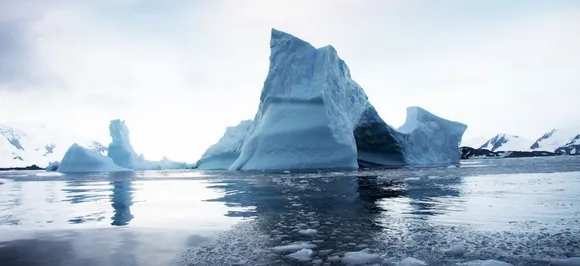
[196,29,466,170]
[57,144,129,173]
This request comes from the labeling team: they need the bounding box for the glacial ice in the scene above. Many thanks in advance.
[297,228,318,235]
[398,257,428,266]
[197,29,466,171]
[285,248,313,261]
[393,106,467,165]
[196,120,252,170]
[271,242,317,253]
[443,243,466,256]
[458,260,513,266]
[57,144,129,173]
[341,250,381,265]
[551,257,580,266]
[107,119,142,169]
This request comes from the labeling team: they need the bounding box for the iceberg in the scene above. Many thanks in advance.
[197,29,466,170]
[107,119,142,169]
[57,144,129,173]
[106,119,193,170]
[196,120,252,170]
[393,106,467,165]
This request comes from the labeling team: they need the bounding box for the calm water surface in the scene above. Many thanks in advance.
[0,157,579,265]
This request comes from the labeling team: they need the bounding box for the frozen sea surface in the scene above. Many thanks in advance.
[0,156,579,265]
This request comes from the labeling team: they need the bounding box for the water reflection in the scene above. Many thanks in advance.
[109,172,136,226]
[206,174,465,225]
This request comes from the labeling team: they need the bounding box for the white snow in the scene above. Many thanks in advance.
[57,144,130,173]
[398,257,428,266]
[298,228,318,235]
[285,248,313,261]
[0,123,106,168]
[532,127,580,152]
[479,134,532,152]
[271,242,316,253]
[551,257,580,266]
[458,260,513,266]
[341,250,381,265]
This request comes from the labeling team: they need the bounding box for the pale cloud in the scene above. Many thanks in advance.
[0,0,579,161]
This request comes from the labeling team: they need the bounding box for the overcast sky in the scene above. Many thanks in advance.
[1,0,579,162]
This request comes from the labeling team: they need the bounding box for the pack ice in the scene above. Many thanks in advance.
[196,29,466,170]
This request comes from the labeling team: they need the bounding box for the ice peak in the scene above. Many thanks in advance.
[270,28,314,50]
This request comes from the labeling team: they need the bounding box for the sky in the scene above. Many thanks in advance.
[1,0,579,162]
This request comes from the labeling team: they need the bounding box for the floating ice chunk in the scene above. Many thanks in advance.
[458,260,513,266]
[271,242,316,253]
[327,255,341,262]
[444,244,466,256]
[551,257,580,266]
[404,177,421,182]
[298,229,318,235]
[382,257,399,266]
[283,170,291,174]
[286,248,313,261]
[398,257,428,266]
[341,250,381,265]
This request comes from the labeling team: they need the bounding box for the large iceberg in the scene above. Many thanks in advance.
[57,144,129,173]
[107,119,143,169]
[196,29,466,170]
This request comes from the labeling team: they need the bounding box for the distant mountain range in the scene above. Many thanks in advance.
[462,128,580,155]
[0,123,106,168]
[2,122,579,169]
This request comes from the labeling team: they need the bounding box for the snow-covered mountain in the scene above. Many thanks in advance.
[530,128,580,153]
[460,136,489,149]
[0,123,106,168]
[478,134,532,152]
[461,128,580,155]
